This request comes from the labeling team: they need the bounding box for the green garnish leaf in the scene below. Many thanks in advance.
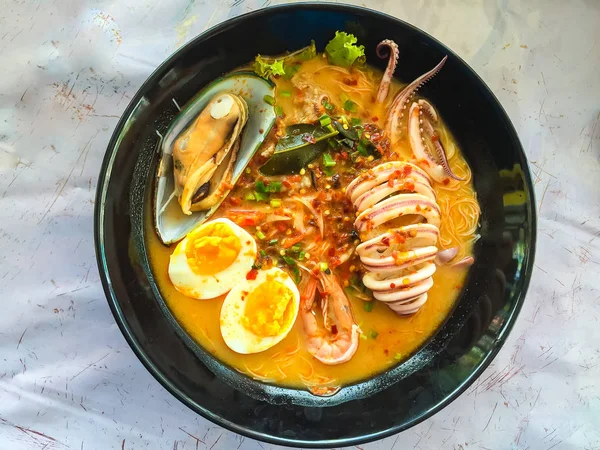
[370,330,379,339]
[263,94,276,106]
[343,100,357,112]
[322,98,335,111]
[298,251,305,260]
[254,56,286,79]
[269,199,281,208]
[260,249,267,257]
[290,265,301,284]
[319,114,331,127]
[323,166,335,176]
[254,191,269,201]
[283,64,301,80]
[282,255,296,266]
[256,230,266,240]
[268,239,278,245]
[323,153,336,167]
[255,180,268,193]
[274,105,284,117]
[290,245,302,253]
[266,181,282,193]
[363,301,373,312]
[280,90,291,97]
[325,31,366,68]
[357,139,369,156]
[244,192,256,201]
[351,117,362,126]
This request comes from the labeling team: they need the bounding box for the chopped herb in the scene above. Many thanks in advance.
[363,301,373,312]
[370,330,379,339]
[274,105,283,117]
[256,230,266,240]
[319,114,331,127]
[394,353,403,361]
[351,117,362,126]
[252,262,262,270]
[290,265,301,284]
[282,255,296,266]
[245,167,252,174]
[280,90,291,97]
[290,245,302,253]
[255,180,267,193]
[254,191,269,202]
[260,249,268,257]
[269,199,281,208]
[267,181,282,193]
[343,99,357,112]
[244,192,256,201]
[298,251,305,260]
[323,166,335,176]
[322,153,336,167]
[357,139,369,156]
[322,98,335,111]
[328,138,341,150]
[319,261,329,272]
[268,239,278,245]
[325,31,366,68]
[263,94,276,106]
[325,124,336,133]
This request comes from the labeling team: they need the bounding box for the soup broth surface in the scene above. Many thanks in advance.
[147,55,479,390]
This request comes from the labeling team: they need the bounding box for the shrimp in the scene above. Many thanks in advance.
[300,272,361,365]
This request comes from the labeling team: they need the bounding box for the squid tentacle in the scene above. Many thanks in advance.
[376,39,399,103]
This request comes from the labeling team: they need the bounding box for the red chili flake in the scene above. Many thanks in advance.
[416,204,421,212]
[229,196,241,206]
[287,174,302,182]
[341,151,348,159]
[328,247,336,257]
[390,283,396,289]
[331,324,338,335]
[403,165,413,177]
[282,180,292,188]
[277,222,287,232]
[372,116,379,122]
[246,269,258,280]
[384,349,389,356]
[443,178,450,185]
[343,77,358,86]
[381,236,390,246]
[312,199,321,209]
[242,218,255,226]
[431,134,439,142]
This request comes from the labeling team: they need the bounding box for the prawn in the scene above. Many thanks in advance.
[300,272,361,365]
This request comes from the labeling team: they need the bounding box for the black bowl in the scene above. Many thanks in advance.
[94,3,536,447]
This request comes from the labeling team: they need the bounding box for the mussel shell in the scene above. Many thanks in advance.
[154,72,276,245]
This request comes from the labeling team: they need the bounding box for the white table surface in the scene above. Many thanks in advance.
[1,0,599,449]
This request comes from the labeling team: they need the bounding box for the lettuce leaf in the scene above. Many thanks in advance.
[253,56,286,79]
[325,31,365,68]
[253,41,317,80]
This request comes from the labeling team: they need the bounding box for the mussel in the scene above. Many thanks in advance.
[154,73,276,245]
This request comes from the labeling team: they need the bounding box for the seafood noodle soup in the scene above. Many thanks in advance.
[147,32,480,395]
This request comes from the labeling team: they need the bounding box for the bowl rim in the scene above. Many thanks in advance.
[94,2,537,447]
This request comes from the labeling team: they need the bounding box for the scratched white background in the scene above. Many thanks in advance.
[1,0,599,449]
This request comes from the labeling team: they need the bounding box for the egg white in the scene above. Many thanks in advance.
[220,267,300,354]
[168,218,257,299]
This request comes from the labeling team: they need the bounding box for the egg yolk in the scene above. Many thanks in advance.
[185,222,241,276]
[241,280,294,337]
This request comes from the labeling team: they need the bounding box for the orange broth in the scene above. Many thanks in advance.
[146,56,478,389]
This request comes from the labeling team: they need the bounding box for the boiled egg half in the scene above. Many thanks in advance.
[220,267,300,354]
[168,218,257,299]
